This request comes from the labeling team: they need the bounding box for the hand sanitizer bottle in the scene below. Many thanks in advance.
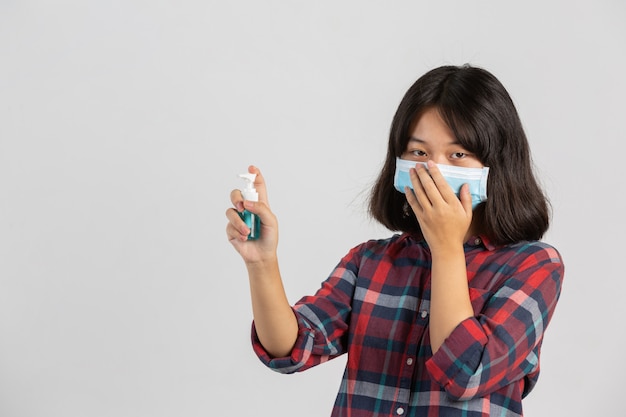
[238,173,260,240]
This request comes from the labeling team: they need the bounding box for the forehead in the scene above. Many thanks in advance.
[409,108,459,146]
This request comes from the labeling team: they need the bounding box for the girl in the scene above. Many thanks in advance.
[225,64,564,417]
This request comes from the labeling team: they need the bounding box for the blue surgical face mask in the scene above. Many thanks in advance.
[393,158,489,209]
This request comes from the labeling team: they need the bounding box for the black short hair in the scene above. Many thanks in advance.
[368,65,550,246]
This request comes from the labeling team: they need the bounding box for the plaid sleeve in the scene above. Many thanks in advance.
[425,242,564,400]
[250,244,360,373]
[250,311,324,374]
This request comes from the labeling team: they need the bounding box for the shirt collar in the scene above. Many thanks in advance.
[467,234,496,251]
[400,232,496,251]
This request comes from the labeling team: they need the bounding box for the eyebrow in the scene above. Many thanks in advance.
[408,137,461,145]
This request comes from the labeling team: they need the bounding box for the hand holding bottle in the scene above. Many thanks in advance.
[226,165,279,265]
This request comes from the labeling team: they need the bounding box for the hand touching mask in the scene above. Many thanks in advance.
[393,158,489,210]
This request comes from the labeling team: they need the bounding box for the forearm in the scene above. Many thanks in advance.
[429,246,474,353]
[247,257,299,358]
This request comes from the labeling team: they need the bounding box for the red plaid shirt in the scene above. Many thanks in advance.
[252,233,564,416]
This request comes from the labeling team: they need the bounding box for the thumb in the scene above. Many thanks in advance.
[243,199,276,229]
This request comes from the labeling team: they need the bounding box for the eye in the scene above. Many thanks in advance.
[451,152,468,159]
[409,149,427,158]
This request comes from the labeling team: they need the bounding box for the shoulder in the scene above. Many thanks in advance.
[505,240,563,266]
[349,233,413,257]
[492,240,565,288]
[337,234,405,265]
[340,233,431,272]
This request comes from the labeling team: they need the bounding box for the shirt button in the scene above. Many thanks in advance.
[420,310,428,318]
[396,407,405,415]
[474,237,482,245]
[406,357,413,365]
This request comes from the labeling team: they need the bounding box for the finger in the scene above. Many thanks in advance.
[226,220,249,243]
[247,165,270,207]
[459,183,474,214]
[404,184,422,216]
[225,207,251,238]
[242,199,276,229]
[422,160,457,205]
[230,189,245,212]
[409,165,432,208]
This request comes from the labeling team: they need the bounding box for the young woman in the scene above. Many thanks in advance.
[225,64,564,417]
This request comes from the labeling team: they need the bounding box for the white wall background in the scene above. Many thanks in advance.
[1,1,624,416]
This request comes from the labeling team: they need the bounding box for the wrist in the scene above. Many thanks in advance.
[246,255,280,277]
[429,241,465,261]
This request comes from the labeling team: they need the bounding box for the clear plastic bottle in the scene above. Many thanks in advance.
[238,173,260,240]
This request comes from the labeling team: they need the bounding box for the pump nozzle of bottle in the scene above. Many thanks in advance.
[238,173,258,202]
[238,172,260,240]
